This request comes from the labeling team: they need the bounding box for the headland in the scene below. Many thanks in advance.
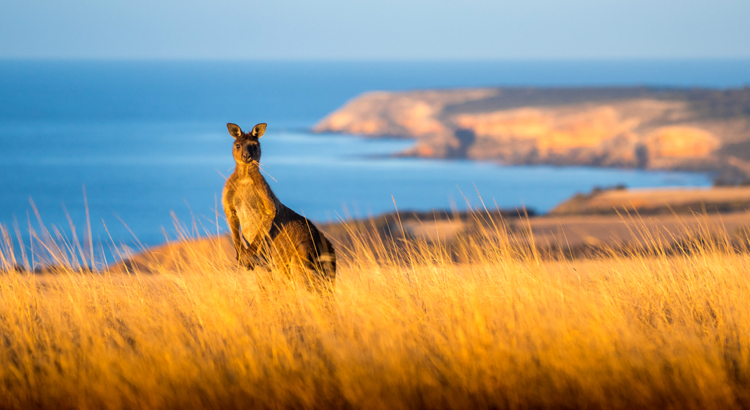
[313,87,750,183]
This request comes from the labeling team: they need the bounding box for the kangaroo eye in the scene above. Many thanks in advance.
[235,144,240,149]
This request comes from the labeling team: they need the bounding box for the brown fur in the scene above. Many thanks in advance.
[222,123,336,289]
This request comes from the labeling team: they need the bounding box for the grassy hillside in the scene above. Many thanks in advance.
[3,216,750,408]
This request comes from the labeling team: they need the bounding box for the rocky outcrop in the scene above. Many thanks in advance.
[313,87,750,182]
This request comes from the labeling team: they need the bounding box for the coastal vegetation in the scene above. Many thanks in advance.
[2,204,750,408]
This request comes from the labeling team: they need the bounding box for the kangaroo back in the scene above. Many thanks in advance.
[262,211,336,289]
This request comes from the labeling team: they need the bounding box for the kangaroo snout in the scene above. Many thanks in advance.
[240,144,259,163]
[242,146,256,162]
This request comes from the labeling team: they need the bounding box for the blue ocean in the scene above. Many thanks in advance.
[2,60,748,259]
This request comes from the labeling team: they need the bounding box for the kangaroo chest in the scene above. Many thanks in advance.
[233,180,269,242]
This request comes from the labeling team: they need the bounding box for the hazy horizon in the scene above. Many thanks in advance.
[2,0,748,61]
[3,57,750,62]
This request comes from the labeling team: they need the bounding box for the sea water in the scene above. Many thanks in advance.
[2,60,746,255]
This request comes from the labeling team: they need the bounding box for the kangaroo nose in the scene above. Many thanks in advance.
[242,146,254,161]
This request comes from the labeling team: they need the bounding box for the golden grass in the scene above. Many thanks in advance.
[1,216,750,409]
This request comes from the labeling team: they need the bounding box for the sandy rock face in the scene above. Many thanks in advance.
[453,105,641,163]
[449,100,721,167]
[644,126,719,159]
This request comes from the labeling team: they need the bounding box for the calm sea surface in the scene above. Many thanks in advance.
[2,60,748,257]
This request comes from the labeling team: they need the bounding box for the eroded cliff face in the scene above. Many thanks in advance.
[313,88,750,180]
[450,101,721,169]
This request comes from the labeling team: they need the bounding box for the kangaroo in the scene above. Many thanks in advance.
[222,122,336,289]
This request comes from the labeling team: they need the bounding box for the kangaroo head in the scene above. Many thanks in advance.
[227,123,267,165]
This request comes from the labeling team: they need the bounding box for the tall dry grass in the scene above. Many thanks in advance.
[1,214,750,409]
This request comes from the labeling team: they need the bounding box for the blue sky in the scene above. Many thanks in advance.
[1,0,748,60]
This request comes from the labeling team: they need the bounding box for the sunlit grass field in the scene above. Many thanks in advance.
[1,215,750,409]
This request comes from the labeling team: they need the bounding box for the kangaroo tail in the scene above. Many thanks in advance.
[314,236,337,280]
[316,252,336,277]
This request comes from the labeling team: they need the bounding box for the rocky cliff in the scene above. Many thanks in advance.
[313,87,750,182]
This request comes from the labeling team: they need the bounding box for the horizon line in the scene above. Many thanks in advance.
[2,57,750,63]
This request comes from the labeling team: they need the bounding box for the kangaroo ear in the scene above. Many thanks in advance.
[251,123,267,138]
[227,123,243,139]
